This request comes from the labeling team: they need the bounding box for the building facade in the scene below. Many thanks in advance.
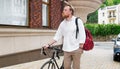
[0,0,63,67]
[98,4,120,24]
[0,0,63,29]
[0,0,104,67]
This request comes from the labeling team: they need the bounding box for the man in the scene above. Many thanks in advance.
[44,4,86,69]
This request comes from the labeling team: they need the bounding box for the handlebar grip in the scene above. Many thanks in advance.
[43,48,47,55]
[41,48,47,56]
[43,51,47,55]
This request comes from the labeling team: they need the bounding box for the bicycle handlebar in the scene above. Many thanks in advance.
[41,48,47,55]
[48,46,62,52]
[41,46,63,59]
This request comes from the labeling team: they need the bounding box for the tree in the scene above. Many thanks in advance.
[106,0,114,6]
[113,0,120,5]
[87,10,98,23]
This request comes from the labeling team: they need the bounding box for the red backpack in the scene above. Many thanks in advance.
[75,18,94,51]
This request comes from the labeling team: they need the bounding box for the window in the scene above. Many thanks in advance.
[42,0,49,26]
[113,11,116,17]
[103,21,105,24]
[108,12,112,18]
[0,0,28,26]
[103,13,104,17]
[42,0,48,3]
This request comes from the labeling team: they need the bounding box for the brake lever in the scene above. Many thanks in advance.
[41,48,47,56]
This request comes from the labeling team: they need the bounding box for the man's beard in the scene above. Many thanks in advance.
[62,13,69,18]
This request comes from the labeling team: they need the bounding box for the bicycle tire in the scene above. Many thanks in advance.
[40,61,56,69]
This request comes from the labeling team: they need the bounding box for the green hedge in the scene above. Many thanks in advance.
[84,24,120,37]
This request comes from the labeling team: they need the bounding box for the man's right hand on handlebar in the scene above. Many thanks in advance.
[43,44,50,49]
[43,40,57,49]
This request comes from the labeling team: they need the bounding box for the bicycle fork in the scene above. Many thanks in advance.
[52,59,60,69]
[53,59,64,69]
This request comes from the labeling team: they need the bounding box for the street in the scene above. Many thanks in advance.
[81,42,120,69]
[1,42,120,69]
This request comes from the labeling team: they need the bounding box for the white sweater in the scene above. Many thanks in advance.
[54,16,86,52]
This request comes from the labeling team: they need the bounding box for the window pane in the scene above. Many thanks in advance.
[42,4,48,26]
[0,0,28,26]
[42,0,48,2]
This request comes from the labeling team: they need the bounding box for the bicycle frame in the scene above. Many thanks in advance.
[41,46,64,69]
[49,52,59,69]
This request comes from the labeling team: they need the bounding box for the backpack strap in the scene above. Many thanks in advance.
[75,17,79,39]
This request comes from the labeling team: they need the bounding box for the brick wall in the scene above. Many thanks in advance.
[50,0,63,29]
[29,0,42,28]
[29,0,62,29]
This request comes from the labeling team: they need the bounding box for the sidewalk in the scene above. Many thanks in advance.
[1,42,120,69]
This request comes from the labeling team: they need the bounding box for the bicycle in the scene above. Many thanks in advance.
[40,46,64,69]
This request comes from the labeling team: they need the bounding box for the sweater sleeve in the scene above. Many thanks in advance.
[53,24,63,42]
[78,19,86,44]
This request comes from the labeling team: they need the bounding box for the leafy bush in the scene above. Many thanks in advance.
[85,24,120,37]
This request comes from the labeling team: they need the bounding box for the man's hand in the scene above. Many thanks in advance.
[79,43,84,49]
[43,44,50,49]
[43,40,56,49]
[79,43,84,53]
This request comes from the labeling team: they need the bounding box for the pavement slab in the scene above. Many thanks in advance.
[1,42,120,69]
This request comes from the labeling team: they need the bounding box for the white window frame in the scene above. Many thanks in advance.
[42,0,49,27]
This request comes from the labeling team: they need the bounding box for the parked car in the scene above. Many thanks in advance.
[112,33,120,62]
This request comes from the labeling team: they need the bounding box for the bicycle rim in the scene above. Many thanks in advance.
[40,61,56,69]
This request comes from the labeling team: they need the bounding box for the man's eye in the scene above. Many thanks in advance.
[65,10,67,11]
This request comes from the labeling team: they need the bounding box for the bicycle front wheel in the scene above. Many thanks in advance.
[40,61,56,69]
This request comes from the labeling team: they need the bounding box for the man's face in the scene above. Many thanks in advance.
[62,6,72,18]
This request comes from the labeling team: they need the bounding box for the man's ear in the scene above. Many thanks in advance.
[70,11,72,15]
